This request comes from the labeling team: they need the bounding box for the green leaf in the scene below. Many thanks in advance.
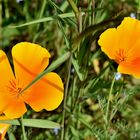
[48,0,76,27]
[70,126,80,138]
[0,119,60,129]
[72,57,84,81]
[2,27,20,37]
[8,132,16,140]
[57,20,70,49]
[10,13,76,28]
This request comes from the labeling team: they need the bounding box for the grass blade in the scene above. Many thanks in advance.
[10,13,76,28]
[0,119,60,128]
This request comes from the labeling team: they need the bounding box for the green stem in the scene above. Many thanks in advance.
[61,54,72,140]
[4,0,9,19]
[105,77,115,138]
[67,0,82,33]
[71,76,77,111]
[67,0,78,14]
[33,0,47,42]
[20,116,27,140]
[91,0,95,25]
[78,9,82,33]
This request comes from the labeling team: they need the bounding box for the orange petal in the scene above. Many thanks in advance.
[118,58,140,78]
[117,17,140,51]
[126,37,140,61]
[12,42,51,86]
[0,86,26,119]
[0,123,10,140]
[0,51,18,118]
[23,72,64,111]
[0,115,9,120]
[3,97,27,119]
[98,17,140,61]
[0,50,14,87]
[98,28,118,59]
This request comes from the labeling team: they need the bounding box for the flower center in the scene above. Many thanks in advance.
[7,79,23,96]
[115,49,126,63]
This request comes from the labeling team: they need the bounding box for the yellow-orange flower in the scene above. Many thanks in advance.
[0,123,10,140]
[98,17,140,78]
[0,115,10,140]
[0,42,64,119]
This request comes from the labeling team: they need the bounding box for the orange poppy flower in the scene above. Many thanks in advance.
[0,115,10,140]
[0,123,10,140]
[98,17,140,78]
[0,42,64,119]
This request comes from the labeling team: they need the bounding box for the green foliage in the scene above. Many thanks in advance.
[1,0,140,139]
[0,119,60,128]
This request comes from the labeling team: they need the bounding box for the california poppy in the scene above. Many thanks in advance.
[0,42,64,119]
[98,17,140,78]
[0,115,10,140]
[0,123,10,140]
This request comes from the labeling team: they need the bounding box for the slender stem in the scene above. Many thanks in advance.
[20,116,27,140]
[4,0,9,19]
[105,77,115,139]
[67,0,78,14]
[106,77,115,124]
[91,0,95,25]
[137,0,140,18]
[78,9,82,33]
[67,0,82,33]
[76,87,83,130]
[71,76,77,111]
[61,54,72,140]
[33,0,47,42]
[99,0,104,8]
